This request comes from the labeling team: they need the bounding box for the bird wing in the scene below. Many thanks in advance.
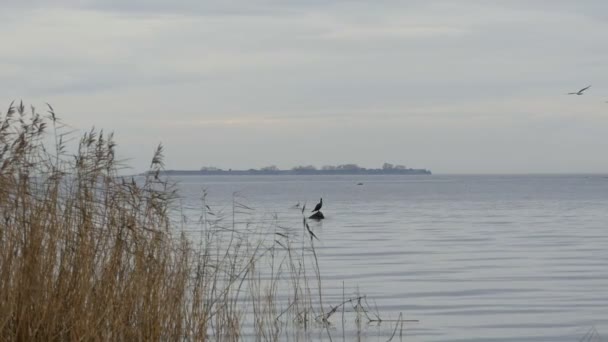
[579,85,591,93]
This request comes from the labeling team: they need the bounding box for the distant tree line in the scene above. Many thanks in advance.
[160,162,431,176]
[200,163,409,172]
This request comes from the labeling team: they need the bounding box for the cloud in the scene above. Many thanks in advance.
[1,1,608,172]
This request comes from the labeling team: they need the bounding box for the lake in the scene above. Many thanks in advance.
[171,174,608,341]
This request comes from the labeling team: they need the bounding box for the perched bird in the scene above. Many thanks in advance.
[311,198,323,212]
[568,85,591,95]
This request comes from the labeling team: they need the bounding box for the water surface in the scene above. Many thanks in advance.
[173,174,608,341]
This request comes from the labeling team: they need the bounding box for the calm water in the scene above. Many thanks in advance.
[172,174,608,341]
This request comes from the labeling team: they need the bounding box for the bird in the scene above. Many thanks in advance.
[568,85,591,95]
[311,198,323,212]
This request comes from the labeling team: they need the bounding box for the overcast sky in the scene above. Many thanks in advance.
[1,1,608,174]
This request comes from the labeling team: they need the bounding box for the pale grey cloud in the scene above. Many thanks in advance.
[1,1,608,173]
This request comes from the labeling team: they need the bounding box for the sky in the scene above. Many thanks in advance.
[1,0,608,174]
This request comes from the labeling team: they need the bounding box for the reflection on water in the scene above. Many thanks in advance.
[173,175,608,341]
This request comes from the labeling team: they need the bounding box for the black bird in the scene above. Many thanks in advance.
[568,85,591,95]
[312,198,323,212]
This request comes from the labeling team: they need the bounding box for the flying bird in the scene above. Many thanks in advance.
[568,85,591,95]
[311,198,323,212]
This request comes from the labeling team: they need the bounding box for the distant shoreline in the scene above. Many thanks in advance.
[151,169,432,176]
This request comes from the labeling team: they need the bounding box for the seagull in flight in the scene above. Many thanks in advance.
[568,85,591,95]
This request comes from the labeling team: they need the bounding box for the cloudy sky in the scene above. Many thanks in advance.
[1,1,608,174]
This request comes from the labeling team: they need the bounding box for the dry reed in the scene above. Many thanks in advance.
[0,102,406,341]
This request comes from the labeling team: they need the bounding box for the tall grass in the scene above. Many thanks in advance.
[0,102,401,341]
[0,102,197,340]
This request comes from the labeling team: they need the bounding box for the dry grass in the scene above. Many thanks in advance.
[0,102,404,341]
[0,102,199,341]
